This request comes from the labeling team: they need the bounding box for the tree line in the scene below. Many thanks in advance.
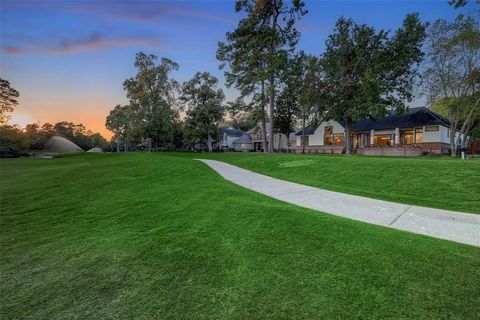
[0,80,109,157]
[105,0,479,156]
[1,1,478,157]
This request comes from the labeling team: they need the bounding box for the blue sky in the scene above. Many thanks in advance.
[0,0,474,137]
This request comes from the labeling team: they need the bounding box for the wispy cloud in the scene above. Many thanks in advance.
[2,1,235,25]
[2,32,167,56]
[3,46,23,55]
[111,3,236,25]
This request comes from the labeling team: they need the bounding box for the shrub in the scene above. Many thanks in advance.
[0,125,30,158]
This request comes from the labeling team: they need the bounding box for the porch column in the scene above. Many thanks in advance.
[395,127,400,145]
[370,129,375,146]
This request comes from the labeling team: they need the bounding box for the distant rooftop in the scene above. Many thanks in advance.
[219,127,244,136]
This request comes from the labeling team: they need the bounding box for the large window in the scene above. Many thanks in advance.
[302,135,309,146]
[415,128,423,143]
[334,133,344,145]
[352,134,359,147]
[400,130,414,145]
[324,126,333,145]
[354,134,366,147]
[373,134,392,146]
[363,134,370,146]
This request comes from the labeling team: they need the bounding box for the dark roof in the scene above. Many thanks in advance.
[295,123,320,136]
[352,107,451,131]
[297,107,451,135]
[219,127,244,136]
[233,134,252,144]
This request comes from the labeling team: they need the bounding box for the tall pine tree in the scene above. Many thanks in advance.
[218,0,306,152]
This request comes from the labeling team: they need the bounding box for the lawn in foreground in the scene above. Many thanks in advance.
[187,152,480,213]
[1,153,479,319]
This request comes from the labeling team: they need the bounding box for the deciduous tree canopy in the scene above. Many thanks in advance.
[423,14,480,155]
[0,78,20,125]
[123,52,180,151]
[322,14,426,154]
[181,72,226,152]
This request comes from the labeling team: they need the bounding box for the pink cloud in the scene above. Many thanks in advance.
[3,46,22,55]
[2,33,167,56]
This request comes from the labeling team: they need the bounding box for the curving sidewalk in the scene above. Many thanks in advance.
[197,159,480,247]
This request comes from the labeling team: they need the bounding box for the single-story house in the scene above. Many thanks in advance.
[217,127,245,151]
[295,107,464,155]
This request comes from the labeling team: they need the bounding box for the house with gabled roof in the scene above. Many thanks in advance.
[232,133,253,152]
[246,121,296,152]
[295,107,464,156]
[217,127,245,151]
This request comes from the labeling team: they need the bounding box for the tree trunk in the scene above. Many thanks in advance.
[449,107,461,157]
[463,124,472,149]
[207,135,213,152]
[261,80,268,153]
[116,136,120,153]
[450,126,456,157]
[268,78,275,153]
[345,118,352,155]
[148,137,152,152]
[460,104,477,148]
[124,138,128,152]
[267,13,277,153]
[301,117,306,154]
[286,130,290,153]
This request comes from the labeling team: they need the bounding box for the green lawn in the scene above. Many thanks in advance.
[1,153,479,319]
[186,152,480,213]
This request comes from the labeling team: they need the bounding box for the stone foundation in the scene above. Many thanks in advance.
[294,143,450,156]
[418,143,450,155]
[357,147,423,157]
[294,145,343,154]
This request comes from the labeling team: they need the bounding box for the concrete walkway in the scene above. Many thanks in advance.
[197,159,480,247]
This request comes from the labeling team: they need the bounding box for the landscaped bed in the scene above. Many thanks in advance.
[1,153,479,319]
[189,152,480,213]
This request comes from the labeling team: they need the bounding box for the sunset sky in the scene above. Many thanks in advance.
[0,0,472,139]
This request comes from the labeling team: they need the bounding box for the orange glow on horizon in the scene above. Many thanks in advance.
[11,103,115,140]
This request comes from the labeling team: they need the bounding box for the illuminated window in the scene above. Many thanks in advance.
[352,134,359,147]
[415,128,423,143]
[425,126,439,132]
[334,133,344,145]
[401,130,414,144]
[373,135,391,146]
[324,126,333,145]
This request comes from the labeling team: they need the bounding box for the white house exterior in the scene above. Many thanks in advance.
[296,120,345,149]
[295,107,461,155]
[247,122,296,152]
[232,122,296,152]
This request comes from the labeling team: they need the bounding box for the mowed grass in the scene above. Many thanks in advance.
[186,152,480,213]
[1,153,479,319]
